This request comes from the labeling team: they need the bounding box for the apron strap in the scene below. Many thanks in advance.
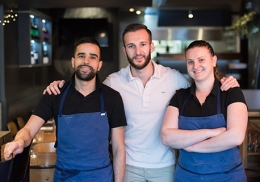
[99,90,106,116]
[58,81,106,116]
[59,82,72,116]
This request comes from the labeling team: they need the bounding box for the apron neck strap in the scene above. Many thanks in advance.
[59,82,72,116]
[58,82,105,116]
[99,89,105,114]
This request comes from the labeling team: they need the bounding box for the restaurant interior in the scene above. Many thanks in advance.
[1,0,260,181]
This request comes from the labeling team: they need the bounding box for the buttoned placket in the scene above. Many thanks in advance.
[133,77,151,107]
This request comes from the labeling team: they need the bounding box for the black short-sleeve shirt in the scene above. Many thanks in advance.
[33,74,127,128]
[169,79,247,121]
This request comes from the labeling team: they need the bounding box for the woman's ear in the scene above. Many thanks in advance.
[213,55,217,67]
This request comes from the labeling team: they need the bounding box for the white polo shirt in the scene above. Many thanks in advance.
[103,61,190,168]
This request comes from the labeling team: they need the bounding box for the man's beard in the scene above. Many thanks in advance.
[126,52,151,70]
[75,65,96,81]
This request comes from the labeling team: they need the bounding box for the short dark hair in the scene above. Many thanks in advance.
[74,37,101,59]
[122,23,152,46]
[185,40,223,81]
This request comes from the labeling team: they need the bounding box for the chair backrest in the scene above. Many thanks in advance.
[0,158,13,182]
[6,121,19,137]
[16,117,25,130]
[9,142,32,182]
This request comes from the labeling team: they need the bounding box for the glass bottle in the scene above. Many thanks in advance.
[30,15,35,38]
[42,43,49,64]
[32,43,39,64]
[253,132,259,152]
[30,15,39,39]
[42,19,49,41]
[248,132,253,152]
[30,43,35,64]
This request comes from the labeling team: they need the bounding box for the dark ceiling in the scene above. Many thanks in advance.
[153,0,244,13]
[1,0,244,13]
[1,0,152,9]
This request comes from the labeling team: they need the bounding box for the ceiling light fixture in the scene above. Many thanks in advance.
[1,8,18,26]
[129,8,134,12]
[188,9,193,18]
[136,10,141,15]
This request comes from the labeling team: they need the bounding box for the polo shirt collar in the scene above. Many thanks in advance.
[190,78,220,97]
[126,60,160,82]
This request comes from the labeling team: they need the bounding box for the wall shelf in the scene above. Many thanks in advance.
[18,10,52,67]
[241,119,260,169]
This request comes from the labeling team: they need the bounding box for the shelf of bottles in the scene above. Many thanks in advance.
[18,11,52,67]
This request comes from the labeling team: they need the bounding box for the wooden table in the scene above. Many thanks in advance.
[30,122,56,168]
[30,126,56,182]
[30,152,56,168]
[33,131,56,144]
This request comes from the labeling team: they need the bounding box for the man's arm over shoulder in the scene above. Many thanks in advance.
[43,80,65,95]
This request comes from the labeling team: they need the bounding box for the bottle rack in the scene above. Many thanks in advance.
[241,119,260,169]
[18,10,52,67]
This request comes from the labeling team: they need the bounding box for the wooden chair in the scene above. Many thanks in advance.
[16,117,25,130]
[9,142,32,182]
[6,121,19,138]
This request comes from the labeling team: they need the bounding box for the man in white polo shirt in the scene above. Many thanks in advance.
[44,23,239,182]
[103,24,189,182]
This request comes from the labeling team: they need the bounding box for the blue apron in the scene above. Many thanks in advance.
[54,82,113,182]
[174,89,246,182]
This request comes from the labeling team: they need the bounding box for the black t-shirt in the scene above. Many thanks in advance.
[33,74,127,128]
[169,79,247,121]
